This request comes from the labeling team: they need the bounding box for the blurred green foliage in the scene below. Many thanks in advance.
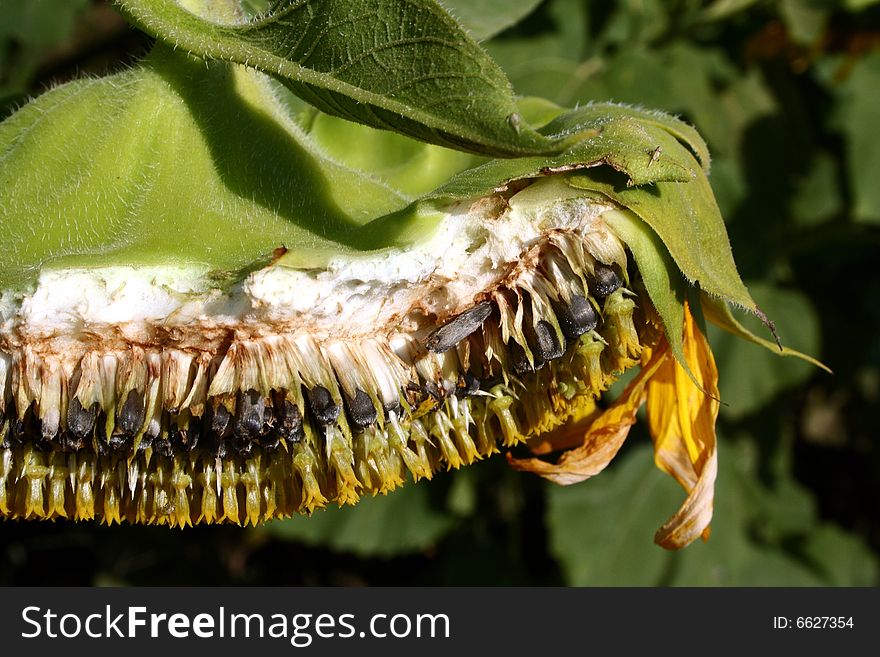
[0,0,91,106]
[1,0,879,586]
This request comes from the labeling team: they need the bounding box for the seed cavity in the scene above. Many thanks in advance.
[171,421,199,452]
[455,372,480,398]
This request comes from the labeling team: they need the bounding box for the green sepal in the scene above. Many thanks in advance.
[426,102,702,203]
[564,125,756,313]
[541,103,711,173]
[601,209,690,374]
[700,293,831,373]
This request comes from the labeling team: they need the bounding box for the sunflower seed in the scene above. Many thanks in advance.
[510,340,544,375]
[154,436,173,457]
[108,432,131,452]
[112,388,146,446]
[276,399,304,443]
[210,404,233,437]
[308,386,339,425]
[346,388,377,428]
[534,320,564,361]
[592,265,622,298]
[60,431,85,452]
[425,301,493,353]
[67,397,98,440]
[383,399,403,420]
[234,389,266,441]
[555,294,598,340]
[136,433,153,454]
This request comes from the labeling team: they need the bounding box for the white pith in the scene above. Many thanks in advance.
[0,180,623,370]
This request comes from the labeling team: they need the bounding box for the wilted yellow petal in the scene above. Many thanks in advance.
[507,343,669,485]
[646,300,719,549]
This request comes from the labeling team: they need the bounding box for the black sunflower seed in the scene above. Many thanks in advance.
[108,432,131,452]
[67,397,98,441]
[308,386,339,425]
[383,399,403,420]
[554,294,598,340]
[210,404,233,438]
[534,320,564,361]
[592,265,622,298]
[425,301,493,353]
[510,339,544,375]
[345,388,377,429]
[234,389,266,441]
[208,434,229,460]
[6,419,24,447]
[423,380,443,401]
[153,435,173,457]
[136,432,154,454]
[276,399,304,443]
[60,431,86,452]
[257,432,281,450]
[111,389,146,450]
[232,433,254,456]
[94,419,109,456]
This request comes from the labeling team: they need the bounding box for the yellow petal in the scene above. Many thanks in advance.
[507,343,669,485]
[646,300,719,549]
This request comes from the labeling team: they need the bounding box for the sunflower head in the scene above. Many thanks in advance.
[0,0,824,545]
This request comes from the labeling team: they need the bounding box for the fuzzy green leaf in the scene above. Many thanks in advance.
[423,102,758,315]
[541,102,711,172]
[0,47,470,287]
[114,0,558,156]
[836,52,880,223]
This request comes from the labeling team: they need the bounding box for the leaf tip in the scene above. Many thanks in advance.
[754,304,782,351]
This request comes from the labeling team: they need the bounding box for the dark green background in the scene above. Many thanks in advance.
[1,0,878,585]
